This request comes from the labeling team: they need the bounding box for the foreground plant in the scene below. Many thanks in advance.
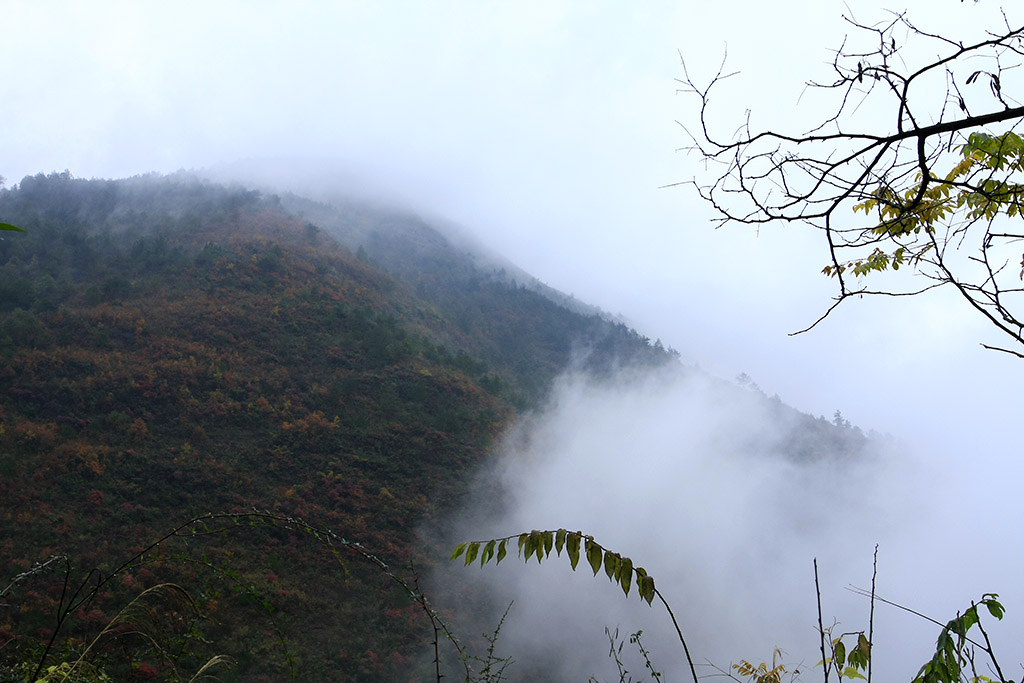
[21,584,232,683]
[454,532,1012,683]
[452,529,699,683]
[2,511,474,683]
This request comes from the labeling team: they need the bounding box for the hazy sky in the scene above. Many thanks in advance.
[432,367,958,680]
[2,1,1017,424]
[4,1,1022,678]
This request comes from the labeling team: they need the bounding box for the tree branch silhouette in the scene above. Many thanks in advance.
[674,11,1024,352]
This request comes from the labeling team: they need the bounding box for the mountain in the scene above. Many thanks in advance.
[0,171,867,681]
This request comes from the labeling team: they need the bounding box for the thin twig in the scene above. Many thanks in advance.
[656,589,700,683]
[974,611,1008,683]
[677,12,1024,356]
[815,560,829,683]
[867,545,877,683]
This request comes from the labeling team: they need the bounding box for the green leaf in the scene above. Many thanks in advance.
[523,533,537,562]
[542,530,554,558]
[555,529,567,556]
[451,543,468,561]
[567,532,581,570]
[465,542,480,566]
[481,540,496,566]
[983,596,1005,620]
[638,575,656,605]
[603,551,620,583]
[619,556,633,596]
[0,223,25,232]
[855,633,871,664]
[496,539,507,564]
[517,533,528,556]
[958,606,978,634]
[530,530,545,564]
[834,639,846,668]
[843,667,866,680]
[585,540,602,576]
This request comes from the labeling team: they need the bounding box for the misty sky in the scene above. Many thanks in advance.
[3,1,1023,678]
[2,1,1015,423]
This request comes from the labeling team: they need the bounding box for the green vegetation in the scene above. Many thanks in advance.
[0,172,683,680]
[453,529,698,683]
[0,172,881,680]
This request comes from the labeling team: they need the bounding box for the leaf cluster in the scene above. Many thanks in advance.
[451,530,657,605]
[913,595,1007,683]
[734,648,790,683]
[841,131,1024,281]
[817,631,871,682]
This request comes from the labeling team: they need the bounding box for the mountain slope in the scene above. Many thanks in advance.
[0,172,866,681]
[272,189,675,403]
[0,172,679,681]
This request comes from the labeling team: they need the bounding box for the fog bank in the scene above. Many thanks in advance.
[431,362,1016,682]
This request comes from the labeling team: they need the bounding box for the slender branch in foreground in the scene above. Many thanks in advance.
[867,545,878,683]
[815,559,830,683]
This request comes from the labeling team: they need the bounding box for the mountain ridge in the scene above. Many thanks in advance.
[0,171,866,681]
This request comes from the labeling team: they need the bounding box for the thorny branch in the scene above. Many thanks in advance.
[674,11,1024,353]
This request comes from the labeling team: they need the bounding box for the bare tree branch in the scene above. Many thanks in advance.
[678,11,1024,353]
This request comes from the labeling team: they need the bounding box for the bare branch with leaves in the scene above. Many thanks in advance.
[675,11,1024,354]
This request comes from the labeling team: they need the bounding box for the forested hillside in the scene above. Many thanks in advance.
[0,172,867,681]
[0,172,680,681]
